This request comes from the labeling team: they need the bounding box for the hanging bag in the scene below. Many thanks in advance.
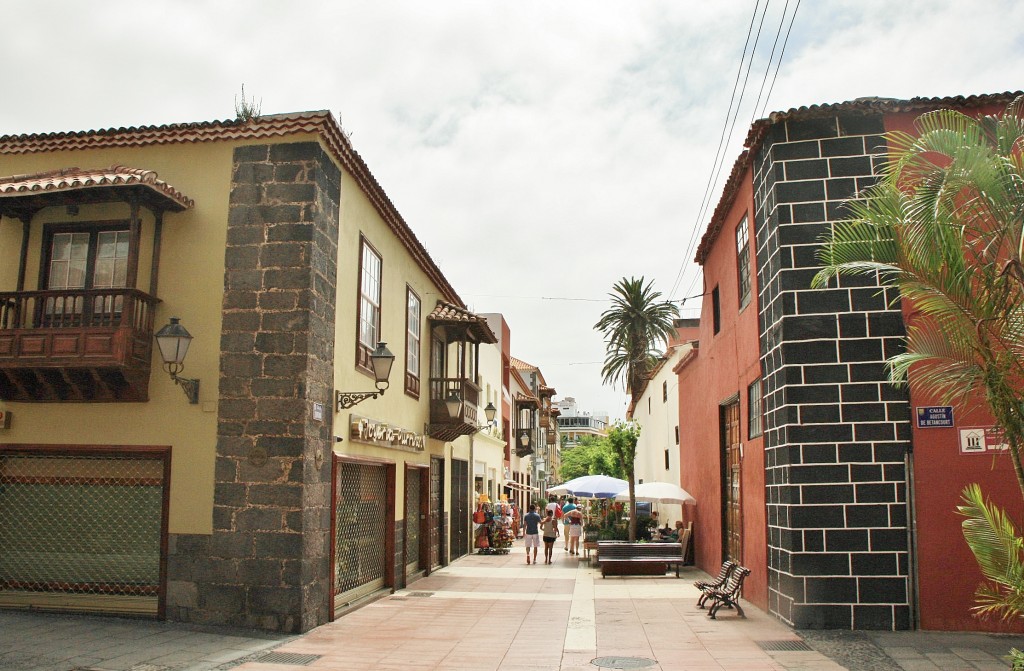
[472,508,486,524]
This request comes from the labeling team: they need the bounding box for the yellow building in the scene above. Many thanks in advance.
[0,112,500,632]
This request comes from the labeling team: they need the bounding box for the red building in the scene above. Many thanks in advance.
[679,91,1024,632]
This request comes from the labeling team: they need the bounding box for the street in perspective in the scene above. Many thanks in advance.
[2,4,1024,671]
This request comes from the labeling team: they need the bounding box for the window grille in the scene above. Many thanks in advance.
[405,471,421,571]
[0,450,166,615]
[334,462,388,605]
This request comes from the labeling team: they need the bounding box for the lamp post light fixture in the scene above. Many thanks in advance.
[336,342,396,410]
[483,402,497,424]
[154,317,200,404]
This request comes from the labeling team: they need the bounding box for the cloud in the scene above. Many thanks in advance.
[1,0,1022,417]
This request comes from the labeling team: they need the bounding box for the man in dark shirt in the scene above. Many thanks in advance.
[523,504,542,565]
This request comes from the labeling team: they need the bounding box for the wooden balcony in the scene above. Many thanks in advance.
[0,289,159,402]
[426,377,481,442]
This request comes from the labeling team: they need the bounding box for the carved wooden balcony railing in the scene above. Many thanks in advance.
[0,288,160,402]
[426,377,481,442]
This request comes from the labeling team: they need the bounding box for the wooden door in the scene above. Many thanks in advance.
[721,400,742,563]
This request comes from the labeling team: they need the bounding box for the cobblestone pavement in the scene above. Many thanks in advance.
[1,542,1021,670]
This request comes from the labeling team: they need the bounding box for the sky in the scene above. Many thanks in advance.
[3,1,1023,420]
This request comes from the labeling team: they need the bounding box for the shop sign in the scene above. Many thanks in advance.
[959,426,1008,454]
[350,414,425,452]
[916,406,954,428]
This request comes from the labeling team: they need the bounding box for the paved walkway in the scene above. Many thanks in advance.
[0,539,1020,670]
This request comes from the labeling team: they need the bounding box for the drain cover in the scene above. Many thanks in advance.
[756,640,813,652]
[254,652,322,666]
[407,591,434,597]
[591,656,657,669]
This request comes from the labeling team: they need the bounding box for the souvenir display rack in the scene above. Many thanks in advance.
[473,495,513,554]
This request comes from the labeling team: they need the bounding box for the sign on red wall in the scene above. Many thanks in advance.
[959,426,1008,454]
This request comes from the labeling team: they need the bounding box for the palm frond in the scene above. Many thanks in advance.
[957,484,1024,621]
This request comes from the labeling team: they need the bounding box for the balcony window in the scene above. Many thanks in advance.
[44,224,129,324]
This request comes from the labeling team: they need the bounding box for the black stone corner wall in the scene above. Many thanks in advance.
[166,141,341,633]
[754,113,914,631]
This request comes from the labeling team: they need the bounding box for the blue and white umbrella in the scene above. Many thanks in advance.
[550,474,628,499]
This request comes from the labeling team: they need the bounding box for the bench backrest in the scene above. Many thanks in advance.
[719,566,750,596]
[598,542,682,559]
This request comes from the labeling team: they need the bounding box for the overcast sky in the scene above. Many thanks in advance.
[3,1,1022,420]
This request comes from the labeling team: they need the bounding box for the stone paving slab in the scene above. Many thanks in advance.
[1,541,1023,670]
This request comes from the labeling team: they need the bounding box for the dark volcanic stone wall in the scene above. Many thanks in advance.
[167,142,340,633]
[753,115,914,630]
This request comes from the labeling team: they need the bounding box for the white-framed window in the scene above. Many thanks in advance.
[748,378,763,439]
[405,287,421,395]
[357,237,382,368]
[736,215,752,309]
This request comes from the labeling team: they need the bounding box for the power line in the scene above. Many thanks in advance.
[749,0,791,126]
[669,0,766,302]
[757,0,802,120]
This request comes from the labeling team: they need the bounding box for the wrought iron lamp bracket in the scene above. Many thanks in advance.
[336,389,384,411]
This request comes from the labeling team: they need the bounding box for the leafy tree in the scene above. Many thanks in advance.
[812,97,1024,628]
[558,436,622,481]
[608,422,641,541]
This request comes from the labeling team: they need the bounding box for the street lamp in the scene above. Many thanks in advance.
[336,342,396,410]
[154,317,200,404]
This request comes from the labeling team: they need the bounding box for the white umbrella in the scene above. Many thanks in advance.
[615,481,696,505]
[546,484,573,496]
[554,474,628,499]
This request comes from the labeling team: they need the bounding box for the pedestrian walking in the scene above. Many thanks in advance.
[540,509,560,564]
[560,497,577,550]
[522,504,542,565]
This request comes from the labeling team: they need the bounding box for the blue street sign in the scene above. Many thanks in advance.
[916,406,954,428]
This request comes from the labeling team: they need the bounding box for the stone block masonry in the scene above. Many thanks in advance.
[754,114,913,630]
[166,142,341,633]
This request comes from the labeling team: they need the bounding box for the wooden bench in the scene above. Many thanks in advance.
[695,560,737,609]
[705,565,751,619]
[598,541,685,578]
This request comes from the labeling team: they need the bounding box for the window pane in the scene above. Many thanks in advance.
[736,216,751,309]
[407,291,421,375]
[358,242,382,349]
[748,378,763,439]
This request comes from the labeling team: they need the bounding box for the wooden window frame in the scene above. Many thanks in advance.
[405,286,421,398]
[355,235,383,374]
[711,285,721,335]
[40,220,131,292]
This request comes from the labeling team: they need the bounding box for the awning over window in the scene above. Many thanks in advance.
[0,166,194,220]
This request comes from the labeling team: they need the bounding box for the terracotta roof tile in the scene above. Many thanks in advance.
[515,392,539,406]
[0,165,193,211]
[427,300,498,343]
[0,111,463,306]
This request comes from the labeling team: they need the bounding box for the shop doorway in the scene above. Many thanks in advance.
[429,456,445,570]
[449,458,470,560]
[404,465,428,582]
[0,445,170,618]
[720,399,742,563]
[331,457,395,616]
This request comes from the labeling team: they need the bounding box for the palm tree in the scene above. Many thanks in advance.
[812,97,1024,626]
[595,276,679,540]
